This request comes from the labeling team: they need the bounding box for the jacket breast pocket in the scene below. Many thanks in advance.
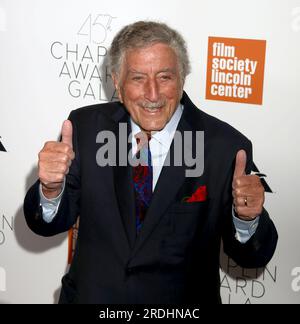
[168,201,208,236]
[160,201,208,266]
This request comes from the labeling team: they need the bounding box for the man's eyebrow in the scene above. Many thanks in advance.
[128,69,147,75]
[157,68,177,74]
[128,68,177,74]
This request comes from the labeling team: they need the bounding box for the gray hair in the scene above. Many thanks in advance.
[108,21,191,83]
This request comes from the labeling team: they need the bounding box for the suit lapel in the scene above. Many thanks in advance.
[97,105,137,250]
[112,109,137,250]
[113,163,136,250]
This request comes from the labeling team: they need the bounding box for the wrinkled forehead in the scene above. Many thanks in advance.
[121,43,179,72]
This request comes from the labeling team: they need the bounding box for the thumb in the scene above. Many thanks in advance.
[61,120,73,148]
[233,149,247,179]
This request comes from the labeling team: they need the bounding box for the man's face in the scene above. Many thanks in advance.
[114,43,183,132]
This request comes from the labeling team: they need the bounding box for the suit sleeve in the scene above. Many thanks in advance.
[23,110,81,237]
[221,140,278,268]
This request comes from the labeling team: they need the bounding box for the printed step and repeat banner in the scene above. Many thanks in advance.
[1,0,300,304]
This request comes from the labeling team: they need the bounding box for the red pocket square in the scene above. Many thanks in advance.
[183,185,207,203]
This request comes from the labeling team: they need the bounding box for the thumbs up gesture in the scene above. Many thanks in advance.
[38,120,75,199]
[232,150,264,221]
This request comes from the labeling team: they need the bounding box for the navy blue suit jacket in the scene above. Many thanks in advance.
[23,92,278,304]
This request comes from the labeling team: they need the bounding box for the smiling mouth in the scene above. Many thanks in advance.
[142,106,163,113]
[138,100,166,113]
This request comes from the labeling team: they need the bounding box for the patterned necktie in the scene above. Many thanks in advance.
[133,132,153,233]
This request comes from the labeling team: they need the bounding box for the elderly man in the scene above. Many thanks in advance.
[24,21,277,304]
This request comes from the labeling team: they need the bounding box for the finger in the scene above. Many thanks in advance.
[234,174,263,189]
[233,149,247,180]
[39,151,72,163]
[61,120,73,149]
[39,162,69,175]
[232,175,253,189]
[234,197,251,208]
[42,143,74,159]
[234,184,264,198]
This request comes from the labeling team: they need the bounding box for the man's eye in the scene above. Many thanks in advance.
[132,76,144,81]
[160,75,172,81]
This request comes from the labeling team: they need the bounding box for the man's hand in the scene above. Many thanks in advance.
[38,120,75,199]
[232,150,264,221]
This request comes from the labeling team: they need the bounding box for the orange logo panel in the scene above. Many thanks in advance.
[206,37,266,105]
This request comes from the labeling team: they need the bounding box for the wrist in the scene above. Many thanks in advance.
[41,185,62,199]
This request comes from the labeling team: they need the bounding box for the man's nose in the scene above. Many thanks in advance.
[144,79,159,102]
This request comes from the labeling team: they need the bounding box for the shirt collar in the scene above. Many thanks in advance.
[130,103,183,148]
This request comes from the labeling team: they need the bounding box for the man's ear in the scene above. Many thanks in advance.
[112,73,123,103]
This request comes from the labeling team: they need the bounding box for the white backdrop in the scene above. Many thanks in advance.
[0,0,300,304]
